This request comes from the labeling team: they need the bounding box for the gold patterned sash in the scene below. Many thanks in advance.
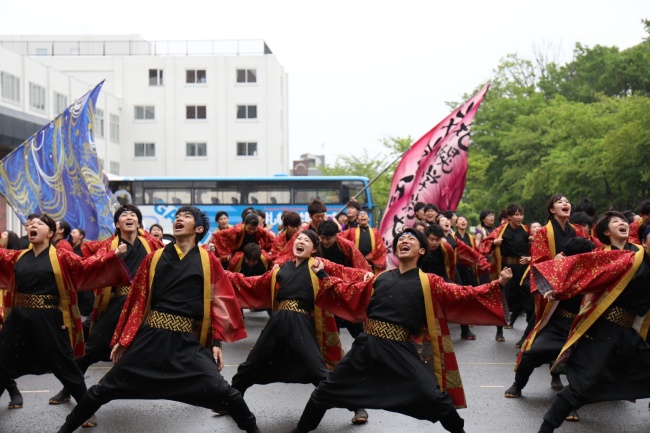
[555,307,576,319]
[603,306,636,328]
[112,285,130,297]
[502,256,522,266]
[278,299,310,315]
[14,293,59,309]
[365,318,410,341]
[146,310,194,333]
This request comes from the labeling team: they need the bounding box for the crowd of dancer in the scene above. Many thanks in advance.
[0,194,648,433]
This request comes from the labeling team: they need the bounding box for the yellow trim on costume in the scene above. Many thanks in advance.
[639,314,650,340]
[49,246,75,348]
[307,257,325,357]
[199,248,212,347]
[555,247,644,363]
[145,249,165,320]
[546,221,557,258]
[419,270,443,388]
[173,244,186,260]
[354,227,376,251]
[494,224,508,274]
[270,267,281,310]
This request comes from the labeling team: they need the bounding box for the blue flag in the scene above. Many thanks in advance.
[0,81,117,240]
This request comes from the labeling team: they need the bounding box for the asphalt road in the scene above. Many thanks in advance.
[2,311,648,433]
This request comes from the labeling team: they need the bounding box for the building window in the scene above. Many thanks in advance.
[134,105,155,120]
[237,142,257,157]
[186,70,206,84]
[186,142,207,157]
[134,142,156,158]
[1,72,20,103]
[29,83,46,111]
[36,48,48,56]
[236,105,257,119]
[109,114,120,143]
[109,161,120,175]
[95,109,104,138]
[236,69,257,83]
[149,69,163,86]
[54,92,68,114]
[186,105,207,120]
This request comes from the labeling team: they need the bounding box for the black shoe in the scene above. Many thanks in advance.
[504,382,522,398]
[461,330,477,340]
[351,408,368,424]
[7,382,23,409]
[565,409,580,422]
[495,331,505,342]
[81,414,98,428]
[57,423,75,433]
[538,420,554,433]
[49,388,71,405]
[550,374,563,391]
[515,337,525,349]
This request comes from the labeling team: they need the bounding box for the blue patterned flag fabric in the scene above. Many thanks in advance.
[0,81,117,240]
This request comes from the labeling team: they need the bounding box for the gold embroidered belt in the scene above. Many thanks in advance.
[555,307,576,319]
[365,318,410,341]
[112,285,130,297]
[603,306,636,328]
[146,310,194,333]
[278,299,310,315]
[502,256,522,266]
[14,293,59,309]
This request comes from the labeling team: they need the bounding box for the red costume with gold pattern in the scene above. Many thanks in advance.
[0,246,129,357]
[112,247,246,349]
[207,225,275,264]
[227,258,368,366]
[314,268,507,409]
[529,221,590,321]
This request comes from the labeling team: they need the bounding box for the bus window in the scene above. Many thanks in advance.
[293,187,339,204]
[342,180,367,204]
[195,188,217,205]
[218,190,241,205]
[143,182,192,204]
[243,188,290,205]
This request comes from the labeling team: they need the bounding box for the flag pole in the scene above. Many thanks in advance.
[335,149,408,217]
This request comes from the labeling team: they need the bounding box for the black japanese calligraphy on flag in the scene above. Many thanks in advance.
[380,84,489,267]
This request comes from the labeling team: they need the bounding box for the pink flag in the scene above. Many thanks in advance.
[380,84,489,267]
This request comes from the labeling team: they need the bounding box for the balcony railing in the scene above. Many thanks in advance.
[0,39,272,57]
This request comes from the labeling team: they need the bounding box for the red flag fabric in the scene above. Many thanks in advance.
[380,84,489,267]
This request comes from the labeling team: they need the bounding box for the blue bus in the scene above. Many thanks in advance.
[108,175,375,239]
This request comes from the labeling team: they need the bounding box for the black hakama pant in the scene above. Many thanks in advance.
[63,324,257,431]
[515,314,573,388]
[0,307,87,401]
[231,309,329,394]
[298,333,464,432]
[76,295,127,372]
[544,318,650,427]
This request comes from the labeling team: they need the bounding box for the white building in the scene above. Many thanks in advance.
[0,34,289,178]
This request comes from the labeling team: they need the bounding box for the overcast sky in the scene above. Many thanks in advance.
[3,1,649,166]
